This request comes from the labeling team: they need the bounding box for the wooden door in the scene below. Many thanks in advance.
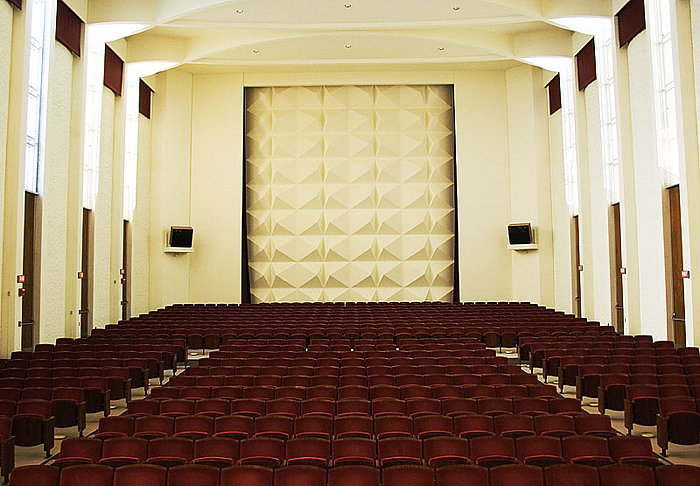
[668,185,686,346]
[611,203,624,333]
[80,208,92,337]
[21,192,38,350]
[572,215,582,318]
[121,220,131,321]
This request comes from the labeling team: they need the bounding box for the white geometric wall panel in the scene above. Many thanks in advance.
[245,85,455,303]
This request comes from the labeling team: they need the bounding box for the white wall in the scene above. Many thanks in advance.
[548,110,574,313]
[686,0,700,346]
[149,70,192,308]
[505,66,555,307]
[453,71,513,302]
[39,44,74,342]
[145,69,545,308]
[0,2,12,338]
[190,74,244,304]
[627,31,669,340]
[1,0,30,356]
[131,114,151,316]
[583,83,613,324]
[92,86,116,327]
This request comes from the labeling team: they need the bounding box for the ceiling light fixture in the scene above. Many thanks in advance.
[453,6,461,10]
[344,3,352,8]
[344,44,352,48]
[236,8,244,13]
[252,49,259,53]
[437,46,445,51]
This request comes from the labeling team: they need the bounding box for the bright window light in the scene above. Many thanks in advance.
[82,23,150,210]
[648,0,680,187]
[24,0,53,194]
[551,17,622,204]
[123,61,176,220]
[521,56,580,215]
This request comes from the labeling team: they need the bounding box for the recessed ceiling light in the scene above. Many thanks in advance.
[437,46,445,51]
[236,8,244,13]
[453,6,461,10]
[252,49,259,54]
[344,44,352,48]
[344,3,352,8]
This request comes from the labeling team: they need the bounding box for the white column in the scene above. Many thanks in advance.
[627,30,669,340]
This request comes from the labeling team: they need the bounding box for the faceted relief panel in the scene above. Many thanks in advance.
[246,85,455,303]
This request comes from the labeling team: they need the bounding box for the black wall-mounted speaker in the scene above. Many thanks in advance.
[169,226,194,248]
[508,223,532,245]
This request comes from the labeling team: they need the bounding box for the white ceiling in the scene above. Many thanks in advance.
[87,0,607,73]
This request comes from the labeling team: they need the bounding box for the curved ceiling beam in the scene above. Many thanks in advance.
[542,0,611,18]
[87,0,240,26]
[513,29,573,58]
[124,25,518,65]
[480,0,543,18]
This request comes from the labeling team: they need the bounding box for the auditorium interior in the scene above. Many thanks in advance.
[2,0,700,485]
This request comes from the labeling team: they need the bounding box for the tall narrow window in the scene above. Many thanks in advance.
[595,19,622,204]
[123,67,139,220]
[648,0,680,186]
[82,25,105,209]
[522,55,581,216]
[25,0,52,193]
[551,16,623,208]
[122,61,173,220]
[82,23,147,209]
[561,61,581,215]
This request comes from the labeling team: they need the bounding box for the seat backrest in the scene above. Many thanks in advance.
[599,464,655,486]
[659,397,698,415]
[329,465,380,486]
[16,399,52,418]
[626,384,659,400]
[275,466,327,486]
[490,464,543,486]
[515,436,562,461]
[58,464,113,486]
[113,464,166,486]
[382,465,435,486]
[470,436,515,461]
[220,465,273,486]
[148,437,194,461]
[59,437,102,462]
[561,435,609,460]
[545,464,599,486]
[101,437,148,462]
[656,465,700,486]
[608,436,654,461]
[10,465,59,486]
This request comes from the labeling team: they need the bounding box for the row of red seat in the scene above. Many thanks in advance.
[99,412,610,442]
[15,462,700,486]
[195,354,510,368]
[170,372,537,388]
[47,434,661,470]
[147,383,560,402]
[130,396,586,419]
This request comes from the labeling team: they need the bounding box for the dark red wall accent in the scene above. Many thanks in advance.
[55,0,83,56]
[547,75,562,115]
[139,79,153,119]
[617,0,646,48]
[104,45,124,96]
[576,39,597,92]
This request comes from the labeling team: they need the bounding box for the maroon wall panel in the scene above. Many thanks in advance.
[104,45,124,96]
[547,74,562,115]
[139,79,153,119]
[617,0,646,48]
[55,0,83,56]
[576,39,597,92]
